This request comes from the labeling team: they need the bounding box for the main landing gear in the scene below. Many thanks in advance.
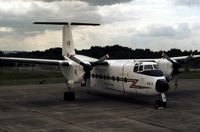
[154,93,167,109]
[64,81,76,101]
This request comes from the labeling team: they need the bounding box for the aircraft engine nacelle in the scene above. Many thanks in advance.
[156,59,173,80]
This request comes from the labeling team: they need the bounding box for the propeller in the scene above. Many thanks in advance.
[162,53,182,91]
[91,54,110,67]
[162,53,182,77]
[67,54,109,87]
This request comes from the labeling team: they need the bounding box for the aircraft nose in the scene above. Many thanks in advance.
[156,79,169,93]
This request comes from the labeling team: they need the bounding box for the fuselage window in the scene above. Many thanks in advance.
[92,74,95,78]
[103,75,106,80]
[134,66,138,72]
[144,65,153,71]
[124,77,127,83]
[106,75,109,80]
[99,75,102,79]
[117,77,119,81]
[95,74,98,78]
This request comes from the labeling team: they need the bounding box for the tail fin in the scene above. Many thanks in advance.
[33,22,100,58]
[62,25,75,57]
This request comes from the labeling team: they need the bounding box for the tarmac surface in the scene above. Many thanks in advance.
[0,79,200,132]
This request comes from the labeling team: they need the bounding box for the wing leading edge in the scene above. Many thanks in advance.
[171,55,200,61]
[0,57,69,66]
[136,54,200,62]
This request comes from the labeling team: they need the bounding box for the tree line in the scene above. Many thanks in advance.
[0,45,199,67]
[0,45,199,59]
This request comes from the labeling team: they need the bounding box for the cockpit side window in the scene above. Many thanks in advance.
[144,65,153,71]
[153,65,158,70]
[134,65,138,72]
[138,65,143,72]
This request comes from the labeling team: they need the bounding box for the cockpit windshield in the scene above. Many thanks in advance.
[144,65,153,70]
[133,63,163,77]
[134,64,158,72]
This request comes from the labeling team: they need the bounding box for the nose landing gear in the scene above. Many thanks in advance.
[154,93,167,109]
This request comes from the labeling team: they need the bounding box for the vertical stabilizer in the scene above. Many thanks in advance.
[33,22,100,59]
[62,25,75,58]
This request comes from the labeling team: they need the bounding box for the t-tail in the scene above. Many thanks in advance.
[33,22,100,59]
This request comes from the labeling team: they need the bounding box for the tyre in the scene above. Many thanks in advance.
[154,100,166,109]
[154,100,161,109]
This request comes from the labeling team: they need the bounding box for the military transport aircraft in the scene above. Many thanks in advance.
[0,22,200,109]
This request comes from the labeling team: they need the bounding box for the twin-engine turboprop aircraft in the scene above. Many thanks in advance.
[0,22,200,109]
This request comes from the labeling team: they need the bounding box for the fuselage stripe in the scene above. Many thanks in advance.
[91,74,151,89]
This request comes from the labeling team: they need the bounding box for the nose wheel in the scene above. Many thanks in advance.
[154,93,167,109]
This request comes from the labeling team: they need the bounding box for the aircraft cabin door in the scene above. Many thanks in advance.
[122,63,132,94]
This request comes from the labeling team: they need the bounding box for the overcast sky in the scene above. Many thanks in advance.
[0,0,200,51]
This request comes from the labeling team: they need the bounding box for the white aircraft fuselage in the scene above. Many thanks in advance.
[61,57,169,96]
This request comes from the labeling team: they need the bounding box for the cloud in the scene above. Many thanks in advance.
[0,0,200,52]
[136,23,191,39]
[82,0,133,6]
[32,0,133,5]
[0,27,14,33]
[0,0,101,39]
[172,0,200,6]
[139,26,176,38]
[0,30,61,51]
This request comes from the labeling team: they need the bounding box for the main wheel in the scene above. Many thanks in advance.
[154,100,166,109]
[154,100,161,109]
[64,92,75,101]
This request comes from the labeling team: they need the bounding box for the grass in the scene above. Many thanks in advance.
[0,67,65,86]
[0,67,199,86]
[179,71,200,79]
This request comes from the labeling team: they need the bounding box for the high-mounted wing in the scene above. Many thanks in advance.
[171,54,200,61]
[136,54,200,62]
[0,57,69,66]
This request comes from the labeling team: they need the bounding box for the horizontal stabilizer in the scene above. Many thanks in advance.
[33,22,100,26]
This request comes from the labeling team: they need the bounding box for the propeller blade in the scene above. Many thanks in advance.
[162,53,181,76]
[68,55,92,72]
[96,54,109,63]
[184,54,194,63]
[67,54,109,88]
[91,54,110,67]
[162,53,175,63]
